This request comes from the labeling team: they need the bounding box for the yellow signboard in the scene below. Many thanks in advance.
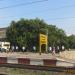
[39,33,48,55]
[40,34,47,45]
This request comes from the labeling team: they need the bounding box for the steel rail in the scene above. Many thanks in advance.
[0,64,75,74]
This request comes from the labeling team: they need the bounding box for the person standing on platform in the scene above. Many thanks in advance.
[52,47,56,55]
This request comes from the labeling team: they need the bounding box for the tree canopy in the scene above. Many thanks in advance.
[6,18,74,52]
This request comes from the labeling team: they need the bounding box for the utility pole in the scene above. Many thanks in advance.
[46,29,48,53]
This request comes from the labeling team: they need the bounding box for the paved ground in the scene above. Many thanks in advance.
[59,50,75,60]
[0,52,74,75]
[0,52,56,59]
[0,50,75,61]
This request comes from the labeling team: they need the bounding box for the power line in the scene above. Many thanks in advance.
[0,0,74,12]
[0,0,75,21]
[0,0,74,15]
[0,0,74,11]
[47,17,75,20]
[1,15,75,21]
[41,17,75,23]
[0,0,48,10]
[0,16,75,28]
[47,4,75,11]
[33,4,75,15]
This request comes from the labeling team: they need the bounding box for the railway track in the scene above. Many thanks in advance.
[0,63,75,74]
[0,55,74,74]
[0,74,7,75]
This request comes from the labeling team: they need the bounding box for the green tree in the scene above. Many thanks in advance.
[68,35,75,49]
[6,18,67,52]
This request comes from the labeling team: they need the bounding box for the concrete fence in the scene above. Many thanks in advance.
[0,57,74,67]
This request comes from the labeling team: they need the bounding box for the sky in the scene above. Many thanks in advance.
[0,0,75,35]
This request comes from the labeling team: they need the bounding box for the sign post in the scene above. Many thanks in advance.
[39,34,47,55]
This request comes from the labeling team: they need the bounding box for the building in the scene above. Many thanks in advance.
[0,28,6,41]
[0,28,10,51]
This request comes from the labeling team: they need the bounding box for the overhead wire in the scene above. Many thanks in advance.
[0,0,74,11]
[0,0,75,21]
[0,0,48,10]
[1,16,75,21]
[46,17,75,21]
[0,0,48,20]
[47,4,75,11]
